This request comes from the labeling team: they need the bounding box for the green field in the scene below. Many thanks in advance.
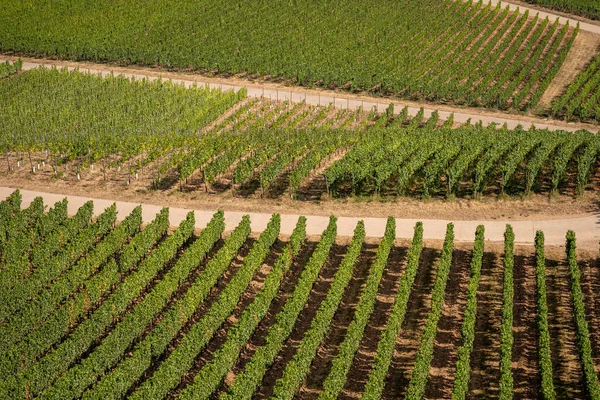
[1,67,598,199]
[523,0,600,20]
[0,0,579,110]
[0,192,598,399]
[552,52,600,122]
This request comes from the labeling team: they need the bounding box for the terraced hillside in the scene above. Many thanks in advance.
[1,192,599,399]
[2,66,599,201]
[521,0,600,20]
[0,0,580,111]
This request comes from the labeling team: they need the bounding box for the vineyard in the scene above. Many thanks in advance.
[0,0,581,111]
[551,51,600,122]
[521,0,600,20]
[0,58,21,79]
[0,191,599,399]
[2,67,599,200]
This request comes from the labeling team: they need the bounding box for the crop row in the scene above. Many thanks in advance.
[523,0,600,20]
[535,231,556,399]
[128,214,280,400]
[404,223,455,399]
[0,0,576,111]
[565,231,600,398]
[177,217,307,400]
[0,208,169,381]
[222,216,338,400]
[499,225,515,399]
[0,59,21,79]
[361,219,424,400]
[3,193,600,398]
[319,217,401,400]
[270,220,365,400]
[552,52,600,122]
[0,202,119,323]
[451,225,485,399]
[0,209,196,398]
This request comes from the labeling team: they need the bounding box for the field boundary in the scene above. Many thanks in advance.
[2,57,598,134]
[3,187,598,245]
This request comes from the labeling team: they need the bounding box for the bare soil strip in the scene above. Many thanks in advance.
[512,248,541,399]
[545,249,585,398]
[297,241,385,399]
[252,243,345,398]
[466,248,503,399]
[423,245,473,400]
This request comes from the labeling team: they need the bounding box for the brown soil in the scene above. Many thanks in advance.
[252,243,346,398]
[545,247,585,398]
[423,246,473,399]
[3,175,599,222]
[538,31,600,108]
[467,246,503,398]
[511,247,542,399]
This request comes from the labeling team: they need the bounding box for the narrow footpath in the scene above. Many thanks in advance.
[4,58,598,134]
[4,187,598,246]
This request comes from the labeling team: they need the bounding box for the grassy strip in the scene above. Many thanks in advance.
[129,214,280,400]
[404,223,455,399]
[451,225,485,399]
[499,225,515,399]
[566,230,600,399]
[319,217,403,400]
[177,217,307,400]
[221,216,338,400]
[535,231,556,400]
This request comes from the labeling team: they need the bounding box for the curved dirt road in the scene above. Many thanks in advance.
[5,58,598,134]
[5,187,598,246]
[489,0,600,34]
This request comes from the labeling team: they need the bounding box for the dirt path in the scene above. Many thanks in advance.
[478,0,600,33]
[2,57,598,133]
[497,0,600,27]
[512,248,541,399]
[4,187,599,247]
[545,248,585,398]
[466,249,503,398]
[539,31,600,108]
